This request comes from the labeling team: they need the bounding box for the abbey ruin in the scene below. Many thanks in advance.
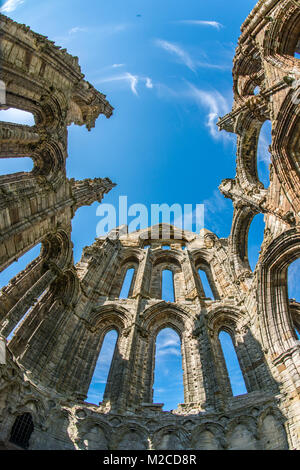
[0,0,300,450]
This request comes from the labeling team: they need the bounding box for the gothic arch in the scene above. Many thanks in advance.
[271,93,300,214]
[76,418,110,450]
[109,251,141,298]
[233,44,263,105]
[141,302,193,336]
[263,3,300,61]
[207,305,249,331]
[114,424,149,450]
[207,305,271,396]
[193,252,220,300]
[225,415,259,450]
[50,269,80,305]
[150,252,185,301]
[152,425,189,450]
[236,114,270,189]
[89,304,131,333]
[42,229,74,269]
[32,139,66,177]
[229,205,260,276]
[258,228,300,355]
[257,407,288,450]
[191,422,224,450]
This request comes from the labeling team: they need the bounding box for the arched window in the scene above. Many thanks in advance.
[247,213,265,271]
[162,245,170,250]
[218,331,247,396]
[0,108,35,125]
[119,268,135,299]
[0,158,33,176]
[257,121,272,188]
[7,292,45,342]
[162,269,175,302]
[198,269,215,299]
[0,244,41,290]
[0,244,43,340]
[9,413,34,449]
[86,329,118,405]
[288,258,300,340]
[153,328,184,410]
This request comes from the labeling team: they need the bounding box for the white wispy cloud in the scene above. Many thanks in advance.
[145,77,153,89]
[112,63,125,68]
[109,23,128,33]
[202,189,233,235]
[157,347,181,358]
[187,84,231,139]
[68,26,87,35]
[155,39,230,72]
[96,73,154,96]
[155,39,196,72]
[54,23,129,44]
[178,20,223,30]
[156,329,181,358]
[126,73,138,95]
[96,73,138,95]
[0,0,24,13]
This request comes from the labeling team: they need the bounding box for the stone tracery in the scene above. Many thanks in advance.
[0,0,300,450]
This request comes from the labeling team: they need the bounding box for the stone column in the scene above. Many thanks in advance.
[183,251,205,299]
[0,335,6,365]
[132,248,151,297]
[0,269,56,337]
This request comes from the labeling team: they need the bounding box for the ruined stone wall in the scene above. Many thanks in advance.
[0,13,115,343]
[0,0,300,451]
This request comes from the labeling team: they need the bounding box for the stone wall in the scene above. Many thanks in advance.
[0,0,300,450]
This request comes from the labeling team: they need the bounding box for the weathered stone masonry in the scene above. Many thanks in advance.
[0,0,300,450]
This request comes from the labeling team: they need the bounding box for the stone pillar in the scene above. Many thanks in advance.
[182,251,204,299]
[0,335,6,365]
[194,314,229,410]
[103,326,135,409]
[132,249,151,297]
[0,269,56,338]
[0,255,43,320]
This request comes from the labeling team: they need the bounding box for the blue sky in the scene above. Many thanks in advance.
[1,0,299,408]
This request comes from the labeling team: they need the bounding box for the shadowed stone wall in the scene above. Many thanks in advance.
[0,0,300,450]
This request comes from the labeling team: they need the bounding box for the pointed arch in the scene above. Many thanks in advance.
[193,253,219,300]
[258,228,300,355]
[119,268,135,299]
[161,269,175,302]
[150,252,185,301]
[86,329,118,405]
[218,330,247,396]
[152,327,184,410]
[109,254,140,299]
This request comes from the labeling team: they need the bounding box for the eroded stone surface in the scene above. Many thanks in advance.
[0,1,300,450]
